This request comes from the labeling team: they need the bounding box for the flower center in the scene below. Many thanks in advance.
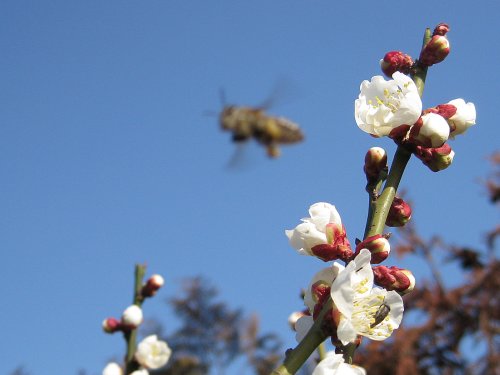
[351,294,394,338]
[368,87,404,114]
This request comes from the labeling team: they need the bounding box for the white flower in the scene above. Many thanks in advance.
[447,98,476,137]
[130,370,149,375]
[414,113,450,147]
[135,335,172,369]
[331,249,404,344]
[102,362,123,375]
[285,202,342,256]
[121,305,143,328]
[355,72,422,137]
[295,315,314,343]
[312,352,366,375]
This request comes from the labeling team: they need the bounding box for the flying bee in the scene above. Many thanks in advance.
[219,103,304,158]
[370,302,391,328]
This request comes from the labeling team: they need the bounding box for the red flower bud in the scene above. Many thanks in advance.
[141,274,165,298]
[380,51,414,78]
[386,197,412,227]
[419,34,450,66]
[364,147,388,185]
[413,143,455,172]
[373,266,415,295]
[353,234,390,264]
[102,317,121,334]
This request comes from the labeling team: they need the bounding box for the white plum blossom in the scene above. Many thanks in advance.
[355,72,422,137]
[135,335,172,369]
[121,305,143,328]
[447,98,476,137]
[286,202,342,255]
[331,249,404,345]
[312,352,366,375]
[130,370,149,375]
[102,362,123,375]
[286,202,351,261]
[294,315,314,343]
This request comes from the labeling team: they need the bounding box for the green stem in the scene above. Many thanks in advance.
[271,300,331,375]
[413,28,432,98]
[125,264,146,375]
[365,146,412,238]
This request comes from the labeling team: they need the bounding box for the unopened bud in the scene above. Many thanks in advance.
[142,274,165,298]
[408,113,449,148]
[414,143,455,172]
[103,362,123,375]
[102,317,121,334]
[121,305,143,329]
[380,51,414,78]
[364,147,388,185]
[373,266,416,295]
[353,235,390,264]
[419,34,450,66]
[386,197,412,227]
[288,310,308,331]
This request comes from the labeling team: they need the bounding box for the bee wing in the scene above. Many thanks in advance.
[257,79,298,110]
[226,142,253,170]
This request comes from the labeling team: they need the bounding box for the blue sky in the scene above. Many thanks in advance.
[1,1,498,374]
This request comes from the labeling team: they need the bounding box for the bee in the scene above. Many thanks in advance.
[219,102,304,158]
[370,302,391,328]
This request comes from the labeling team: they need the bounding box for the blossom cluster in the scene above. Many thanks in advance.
[355,25,476,173]
[286,204,410,348]
[284,22,475,374]
[102,273,171,375]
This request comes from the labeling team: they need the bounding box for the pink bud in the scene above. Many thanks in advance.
[353,235,390,264]
[142,274,165,298]
[386,197,412,227]
[419,34,450,66]
[380,51,414,78]
[102,317,121,334]
[413,143,455,172]
[364,147,388,185]
[373,266,416,295]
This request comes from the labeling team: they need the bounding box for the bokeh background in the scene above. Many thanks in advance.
[1,1,498,374]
